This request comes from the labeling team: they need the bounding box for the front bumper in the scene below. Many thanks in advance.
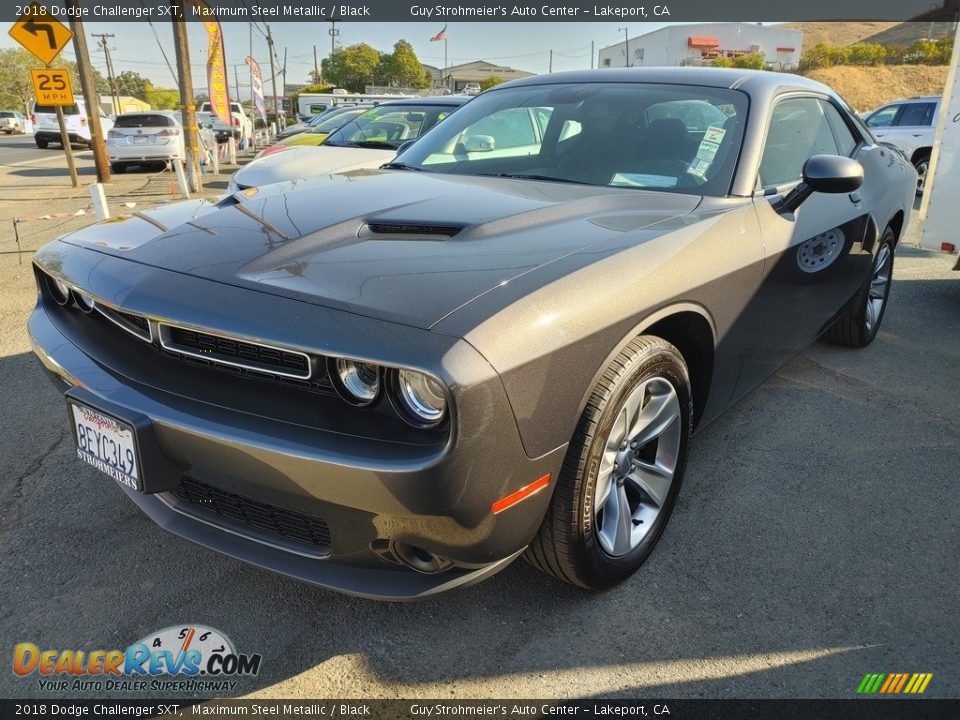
[29,245,564,599]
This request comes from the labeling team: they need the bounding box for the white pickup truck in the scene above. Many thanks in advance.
[197,101,252,148]
[864,95,939,195]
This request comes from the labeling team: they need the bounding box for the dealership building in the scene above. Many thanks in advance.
[423,61,535,92]
[599,22,804,71]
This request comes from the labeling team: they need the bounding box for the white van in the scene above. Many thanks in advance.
[31,98,114,149]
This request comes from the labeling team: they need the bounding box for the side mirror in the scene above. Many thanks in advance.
[396,139,416,155]
[463,134,496,152]
[777,155,864,214]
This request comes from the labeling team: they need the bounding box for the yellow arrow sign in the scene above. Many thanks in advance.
[9,3,74,66]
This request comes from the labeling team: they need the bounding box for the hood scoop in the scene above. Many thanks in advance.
[362,221,464,240]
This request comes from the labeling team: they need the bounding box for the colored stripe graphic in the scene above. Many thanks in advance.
[857,672,932,694]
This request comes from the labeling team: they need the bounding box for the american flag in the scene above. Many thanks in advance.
[430,25,448,42]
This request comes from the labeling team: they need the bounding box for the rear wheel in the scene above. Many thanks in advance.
[822,227,895,348]
[913,152,930,196]
[35,137,49,149]
[524,336,692,590]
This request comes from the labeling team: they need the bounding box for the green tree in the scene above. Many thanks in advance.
[733,53,766,70]
[479,76,504,91]
[320,43,382,92]
[144,84,180,110]
[380,40,430,89]
[711,56,734,68]
[113,70,150,101]
[0,48,36,114]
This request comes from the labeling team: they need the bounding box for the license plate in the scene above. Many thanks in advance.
[69,402,141,491]
[134,136,149,144]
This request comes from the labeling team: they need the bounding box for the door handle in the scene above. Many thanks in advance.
[912,133,923,137]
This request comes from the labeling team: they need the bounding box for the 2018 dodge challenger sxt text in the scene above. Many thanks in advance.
[29,69,915,599]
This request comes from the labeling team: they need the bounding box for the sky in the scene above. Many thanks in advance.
[1,20,696,96]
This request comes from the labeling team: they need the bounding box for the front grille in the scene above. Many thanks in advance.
[95,304,151,342]
[159,323,311,379]
[171,476,331,553]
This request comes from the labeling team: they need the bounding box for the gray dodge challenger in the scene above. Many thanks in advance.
[29,69,915,599]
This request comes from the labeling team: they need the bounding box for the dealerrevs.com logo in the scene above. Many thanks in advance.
[13,625,262,693]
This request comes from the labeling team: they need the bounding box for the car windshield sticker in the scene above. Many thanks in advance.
[703,126,726,144]
[694,140,720,164]
[611,173,679,188]
[686,158,712,178]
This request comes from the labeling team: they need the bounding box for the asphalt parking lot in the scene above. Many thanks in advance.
[1,138,958,700]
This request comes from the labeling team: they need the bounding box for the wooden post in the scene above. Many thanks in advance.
[55,106,79,188]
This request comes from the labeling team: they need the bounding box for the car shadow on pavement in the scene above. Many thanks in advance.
[1,270,958,699]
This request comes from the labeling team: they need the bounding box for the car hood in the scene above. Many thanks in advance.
[58,172,701,329]
[234,145,397,188]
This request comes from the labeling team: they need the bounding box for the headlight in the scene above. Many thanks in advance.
[47,276,70,306]
[392,369,446,428]
[329,358,381,407]
[75,292,95,313]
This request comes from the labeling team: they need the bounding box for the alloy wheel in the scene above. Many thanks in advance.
[594,377,682,557]
[866,243,892,333]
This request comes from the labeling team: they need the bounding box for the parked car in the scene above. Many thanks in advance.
[275,104,371,140]
[106,112,185,173]
[1,110,26,134]
[197,101,252,147]
[32,98,114,148]
[264,107,368,152]
[29,68,914,599]
[863,95,939,194]
[228,96,468,192]
[463,83,482,96]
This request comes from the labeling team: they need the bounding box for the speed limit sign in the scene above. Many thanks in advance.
[31,68,74,105]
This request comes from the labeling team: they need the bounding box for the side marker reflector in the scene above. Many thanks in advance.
[491,474,551,515]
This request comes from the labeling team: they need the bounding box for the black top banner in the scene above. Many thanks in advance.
[5,0,960,23]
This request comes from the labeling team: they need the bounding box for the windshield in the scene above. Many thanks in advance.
[324,103,460,149]
[307,108,366,134]
[395,83,748,195]
[115,114,176,128]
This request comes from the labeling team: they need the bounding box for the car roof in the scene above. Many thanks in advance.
[494,67,837,96]
[376,96,469,107]
[116,111,181,121]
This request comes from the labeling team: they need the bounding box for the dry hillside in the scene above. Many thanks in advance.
[805,65,949,111]
[780,21,956,49]
[779,22,899,48]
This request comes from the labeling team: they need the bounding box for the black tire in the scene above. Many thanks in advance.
[822,227,895,348]
[913,151,930,196]
[35,137,49,149]
[110,163,126,174]
[524,335,692,590]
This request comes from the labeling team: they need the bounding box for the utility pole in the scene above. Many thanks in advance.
[549,50,553,73]
[234,64,241,103]
[313,45,320,84]
[170,6,200,193]
[266,25,280,126]
[66,2,110,182]
[328,19,339,59]
[92,32,120,115]
[620,27,630,67]
[591,41,595,69]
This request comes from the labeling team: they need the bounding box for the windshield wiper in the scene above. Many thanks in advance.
[344,140,398,150]
[381,161,425,171]
[475,172,590,185]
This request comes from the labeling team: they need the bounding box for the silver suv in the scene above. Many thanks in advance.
[864,95,939,195]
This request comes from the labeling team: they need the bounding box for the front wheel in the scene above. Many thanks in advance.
[822,227,895,348]
[524,336,692,590]
[35,137,49,149]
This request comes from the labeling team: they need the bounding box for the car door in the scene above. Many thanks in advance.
[884,101,936,159]
[733,95,877,400]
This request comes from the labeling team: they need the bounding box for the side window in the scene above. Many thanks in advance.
[865,105,899,128]
[821,101,859,157]
[460,108,538,150]
[896,102,935,127]
[758,97,840,189]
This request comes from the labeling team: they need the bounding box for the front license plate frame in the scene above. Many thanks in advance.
[67,399,143,491]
